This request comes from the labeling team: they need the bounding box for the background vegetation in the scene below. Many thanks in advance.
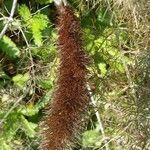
[0,0,149,149]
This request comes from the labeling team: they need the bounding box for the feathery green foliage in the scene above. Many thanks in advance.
[19,5,49,46]
[0,35,20,59]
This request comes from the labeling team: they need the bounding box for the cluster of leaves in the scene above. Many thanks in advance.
[0,0,149,150]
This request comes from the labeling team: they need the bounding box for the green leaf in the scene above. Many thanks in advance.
[19,106,39,117]
[38,79,53,89]
[18,4,31,22]
[20,116,37,138]
[82,129,101,147]
[31,14,49,46]
[19,4,49,46]
[20,91,52,116]
[0,35,20,59]
[98,63,107,77]
[35,91,52,110]
[0,139,12,150]
[112,62,125,73]
[12,73,29,88]
[0,112,21,141]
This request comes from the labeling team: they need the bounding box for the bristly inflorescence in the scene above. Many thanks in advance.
[41,5,90,150]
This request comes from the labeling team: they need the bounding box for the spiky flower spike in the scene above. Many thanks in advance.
[41,4,90,150]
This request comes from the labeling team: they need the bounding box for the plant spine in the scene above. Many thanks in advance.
[41,4,89,150]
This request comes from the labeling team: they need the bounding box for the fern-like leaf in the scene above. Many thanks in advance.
[18,4,31,22]
[0,35,20,59]
[19,5,49,46]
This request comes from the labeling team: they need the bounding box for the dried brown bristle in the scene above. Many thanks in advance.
[41,6,89,150]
